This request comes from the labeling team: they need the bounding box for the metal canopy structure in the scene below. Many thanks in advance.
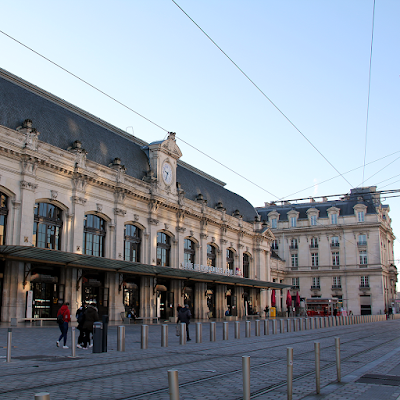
[0,245,291,290]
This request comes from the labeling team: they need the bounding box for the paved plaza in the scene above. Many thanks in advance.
[1,317,400,399]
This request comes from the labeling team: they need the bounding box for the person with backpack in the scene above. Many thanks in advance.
[56,302,71,349]
[177,304,192,341]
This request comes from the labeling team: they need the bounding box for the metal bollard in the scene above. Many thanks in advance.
[179,323,186,345]
[287,347,293,400]
[272,319,276,334]
[168,370,180,400]
[286,319,290,333]
[210,322,216,342]
[6,328,12,363]
[235,321,240,339]
[264,319,269,335]
[93,322,103,353]
[245,321,251,337]
[280,319,284,333]
[292,319,296,332]
[242,356,251,400]
[319,317,323,329]
[34,393,50,400]
[161,324,168,348]
[223,322,229,340]
[102,315,109,352]
[315,342,320,394]
[141,325,149,349]
[118,326,126,351]
[71,327,76,358]
[255,320,260,336]
[335,337,341,382]
[196,322,202,343]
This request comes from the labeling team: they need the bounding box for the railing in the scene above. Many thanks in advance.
[331,285,342,289]
[359,284,370,289]
[330,242,340,248]
[309,244,318,249]
[311,285,321,290]
[289,245,298,250]
[357,241,367,246]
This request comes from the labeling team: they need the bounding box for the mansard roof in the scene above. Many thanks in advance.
[256,187,380,222]
[0,68,258,222]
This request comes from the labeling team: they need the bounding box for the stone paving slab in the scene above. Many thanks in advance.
[0,319,399,399]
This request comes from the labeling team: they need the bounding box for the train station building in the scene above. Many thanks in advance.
[0,68,287,322]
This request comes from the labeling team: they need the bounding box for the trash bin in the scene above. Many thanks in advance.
[93,322,103,353]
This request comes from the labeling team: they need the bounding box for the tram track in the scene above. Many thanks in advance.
[0,323,397,398]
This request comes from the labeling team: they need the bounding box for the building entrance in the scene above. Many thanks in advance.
[183,285,194,318]
[30,265,62,318]
[123,277,140,317]
[81,271,108,317]
[206,283,216,318]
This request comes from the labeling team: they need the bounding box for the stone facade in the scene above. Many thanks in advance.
[257,187,397,316]
[0,68,285,322]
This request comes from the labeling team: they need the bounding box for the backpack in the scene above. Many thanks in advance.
[57,314,64,325]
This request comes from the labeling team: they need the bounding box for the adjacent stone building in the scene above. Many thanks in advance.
[256,187,397,315]
[0,68,287,322]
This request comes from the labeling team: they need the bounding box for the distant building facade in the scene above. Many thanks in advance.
[0,68,287,322]
[257,187,397,315]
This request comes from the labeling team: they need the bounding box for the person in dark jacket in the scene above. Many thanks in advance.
[56,302,71,349]
[81,304,100,349]
[76,303,86,348]
[177,304,192,341]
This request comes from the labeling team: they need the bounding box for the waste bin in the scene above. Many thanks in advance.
[93,322,103,353]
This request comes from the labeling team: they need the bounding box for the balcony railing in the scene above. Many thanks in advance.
[330,242,340,248]
[359,284,370,289]
[291,285,300,290]
[309,244,318,249]
[332,285,342,289]
[357,241,367,246]
[311,285,321,290]
[289,245,298,250]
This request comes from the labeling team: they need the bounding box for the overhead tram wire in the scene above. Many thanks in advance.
[0,29,169,134]
[357,154,400,188]
[279,149,400,201]
[361,0,376,186]
[172,0,353,188]
[0,29,282,201]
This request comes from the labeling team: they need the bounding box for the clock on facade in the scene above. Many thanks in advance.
[162,161,173,185]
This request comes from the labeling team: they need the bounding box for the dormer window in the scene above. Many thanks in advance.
[306,207,319,227]
[271,218,277,229]
[291,216,297,227]
[327,206,340,225]
[331,214,338,224]
[288,210,299,228]
[354,204,367,223]
[358,211,365,222]
[268,211,280,229]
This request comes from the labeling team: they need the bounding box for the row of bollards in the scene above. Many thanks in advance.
[167,338,342,400]
[113,314,386,352]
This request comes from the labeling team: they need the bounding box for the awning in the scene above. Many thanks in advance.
[0,245,291,290]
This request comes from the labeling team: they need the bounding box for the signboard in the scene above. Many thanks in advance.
[26,290,33,318]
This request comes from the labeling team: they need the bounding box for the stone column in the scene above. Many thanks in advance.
[195,282,208,319]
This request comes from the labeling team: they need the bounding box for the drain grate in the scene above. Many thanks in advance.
[357,374,400,386]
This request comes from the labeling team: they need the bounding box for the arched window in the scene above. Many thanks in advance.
[33,202,63,249]
[157,232,170,267]
[184,238,195,265]
[243,254,250,278]
[207,244,216,267]
[124,224,141,262]
[0,192,8,245]
[226,249,234,272]
[83,214,106,257]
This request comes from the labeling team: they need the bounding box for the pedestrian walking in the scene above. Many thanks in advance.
[177,304,192,341]
[76,303,86,348]
[81,304,100,349]
[56,302,71,349]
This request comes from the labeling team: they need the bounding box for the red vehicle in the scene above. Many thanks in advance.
[306,298,341,317]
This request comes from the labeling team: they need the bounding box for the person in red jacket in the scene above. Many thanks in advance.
[56,302,71,349]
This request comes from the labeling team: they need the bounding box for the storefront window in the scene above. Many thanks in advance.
[83,214,106,257]
[124,224,141,262]
[33,202,62,249]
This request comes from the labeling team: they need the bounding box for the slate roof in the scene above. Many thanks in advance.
[256,187,380,222]
[0,68,258,222]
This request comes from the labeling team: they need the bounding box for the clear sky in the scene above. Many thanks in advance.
[1,1,400,286]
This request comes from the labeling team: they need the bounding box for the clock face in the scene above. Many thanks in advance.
[162,162,173,185]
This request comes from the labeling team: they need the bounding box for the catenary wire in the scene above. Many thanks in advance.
[280,150,400,201]
[361,0,376,186]
[0,28,282,200]
[358,155,400,188]
[171,0,353,188]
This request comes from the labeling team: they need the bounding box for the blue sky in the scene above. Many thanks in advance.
[1,1,400,286]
